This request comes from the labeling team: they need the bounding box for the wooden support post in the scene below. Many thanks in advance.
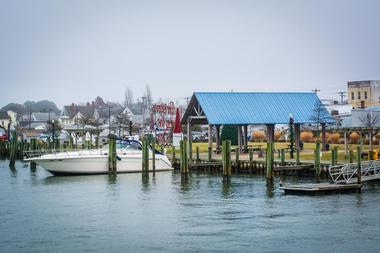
[216,125,221,153]
[222,140,231,183]
[152,135,156,174]
[243,125,248,152]
[249,148,253,169]
[237,125,242,154]
[188,138,192,165]
[171,146,176,166]
[196,146,200,163]
[142,137,149,174]
[331,148,335,166]
[208,124,212,151]
[187,120,192,165]
[335,147,338,164]
[180,139,188,175]
[295,124,300,165]
[349,149,354,163]
[321,123,327,151]
[357,146,362,188]
[208,146,212,162]
[266,124,275,185]
[235,145,240,170]
[315,142,321,180]
[95,134,99,149]
[30,138,37,171]
[108,136,117,174]
[9,131,17,168]
[344,132,348,159]
[280,149,285,166]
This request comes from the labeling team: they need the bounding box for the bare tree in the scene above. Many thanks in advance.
[124,86,134,107]
[144,84,153,105]
[359,111,379,151]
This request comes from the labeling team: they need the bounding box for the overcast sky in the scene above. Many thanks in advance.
[1,0,379,108]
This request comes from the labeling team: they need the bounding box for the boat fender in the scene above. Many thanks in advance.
[116,155,122,161]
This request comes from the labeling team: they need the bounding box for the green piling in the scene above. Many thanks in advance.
[222,140,231,183]
[142,137,149,174]
[196,146,200,163]
[249,148,253,170]
[208,146,212,162]
[349,149,353,163]
[152,136,156,174]
[108,136,117,174]
[171,146,176,166]
[280,149,285,166]
[357,146,362,187]
[235,146,240,170]
[9,131,17,168]
[266,142,274,185]
[30,138,37,171]
[315,142,321,180]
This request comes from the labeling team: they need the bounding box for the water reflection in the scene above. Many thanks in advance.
[108,174,117,184]
[222,181,232,199]
[141,174,150,193]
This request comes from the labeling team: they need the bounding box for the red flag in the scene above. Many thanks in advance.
[173,108,182,133]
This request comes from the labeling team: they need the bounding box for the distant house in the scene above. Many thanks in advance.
[0,110,11,129]
[59,105,100,126]
[18,112,58,130]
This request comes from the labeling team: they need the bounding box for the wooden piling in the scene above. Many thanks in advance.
[266,142,274,185]
[171,146,176,166]
[296,148,300,165]
[196,146,200,163]
[222,140,231,183]
[235,146,240,171]
[357,146,361,187]
[331,148,335,166]
[280,149,285,166]
[30,138,37,171]
[208,146,212,162]
[142,138,149,174]
[152,135,156,174]
[314,142,321,180]
[349,149,353,163]
[180,140,188,175]
[249,148,253,171]
[188,138,192,164]
[108,136,117,174]
[9,131,17,168]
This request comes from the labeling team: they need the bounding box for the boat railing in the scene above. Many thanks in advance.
[23,148,142,159]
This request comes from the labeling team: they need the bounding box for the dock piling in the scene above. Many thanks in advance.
[30,138,37,171]
[222,140,231,183]
[315,142,321,181]
[108,136,117,174]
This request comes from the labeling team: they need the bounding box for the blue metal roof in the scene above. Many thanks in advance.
[186,92,333,125]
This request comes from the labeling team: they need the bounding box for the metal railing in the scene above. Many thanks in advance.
[329,160,380,184]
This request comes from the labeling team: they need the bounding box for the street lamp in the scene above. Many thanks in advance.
[52,119,55,150]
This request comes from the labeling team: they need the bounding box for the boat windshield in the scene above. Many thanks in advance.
[117,140,142,151]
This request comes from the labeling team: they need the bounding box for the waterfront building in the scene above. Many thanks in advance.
[347,80,380,108]
[0,110,10,129]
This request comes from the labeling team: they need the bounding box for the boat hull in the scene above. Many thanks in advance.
[31,154,172,175]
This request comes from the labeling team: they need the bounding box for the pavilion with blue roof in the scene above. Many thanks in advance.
[181,92,333,154]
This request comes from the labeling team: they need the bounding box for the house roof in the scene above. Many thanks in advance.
[182,92,334,125]
[0,110,10,120]
[97,106,125,118]
[63,105,96,118]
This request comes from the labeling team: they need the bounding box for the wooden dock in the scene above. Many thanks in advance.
[280,183,362,195]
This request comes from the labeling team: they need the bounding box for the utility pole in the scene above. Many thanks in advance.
[185,97,190,106]
[338,91,347,104]
[312,88,320,94]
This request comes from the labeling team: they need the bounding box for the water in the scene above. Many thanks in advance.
[1,160,380,253]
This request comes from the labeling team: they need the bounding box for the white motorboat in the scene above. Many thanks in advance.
[24,140,172,175]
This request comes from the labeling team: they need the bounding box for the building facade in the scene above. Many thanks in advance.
[348,80,380,108]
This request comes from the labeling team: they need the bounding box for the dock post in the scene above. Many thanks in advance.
[188,138,192,165]
[315,142,321,181]
[208,146,212,162]
[152,135,156,174]
[30,138,37,171]
[266,124,275,185]
[9,131,17,168]
[171,146,176,166]
[235,145,240,172]
[349,149,353,163]
[196,146,200,163]
[280,149,285,166]
[222,140,231,183]
[180,140,188,179]
[357,146,362,189]
[344,132,348,159]
[249,147,253,171]
[108,136,117,174]
[331,148,335,166]
[142,137,149,174]
[335,147,338,164]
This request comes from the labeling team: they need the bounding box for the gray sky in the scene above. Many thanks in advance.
[1,0,379,108]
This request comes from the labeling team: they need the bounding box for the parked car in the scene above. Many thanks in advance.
[0,127,8,141]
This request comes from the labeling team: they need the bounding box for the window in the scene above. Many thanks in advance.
[351,92,354,100]
[365,91,368,99]
[358,92,361,100]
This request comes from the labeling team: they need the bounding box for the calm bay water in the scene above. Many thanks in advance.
[1,160,380,253]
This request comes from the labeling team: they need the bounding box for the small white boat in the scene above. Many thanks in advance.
[24,140,172,175]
